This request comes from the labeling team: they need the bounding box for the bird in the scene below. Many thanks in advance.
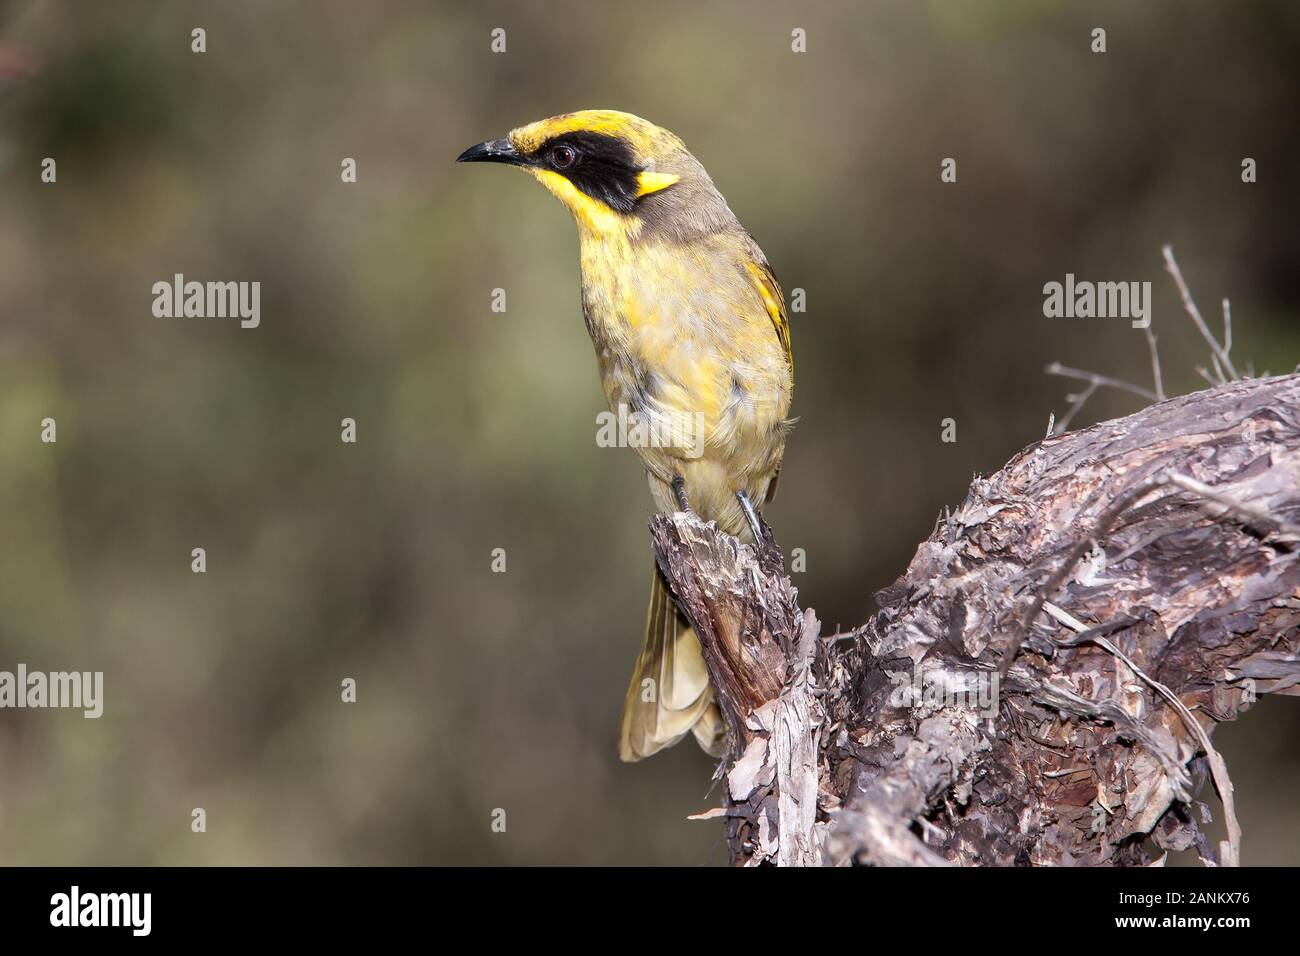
[458,110,793,761]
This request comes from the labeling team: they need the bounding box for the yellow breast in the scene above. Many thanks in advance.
[579,230,792,471]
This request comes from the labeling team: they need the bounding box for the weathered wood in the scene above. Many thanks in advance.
[652,373,1300,866]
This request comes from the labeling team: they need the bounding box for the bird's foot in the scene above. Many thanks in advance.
[672,475,692,513]
[735,489,766,544]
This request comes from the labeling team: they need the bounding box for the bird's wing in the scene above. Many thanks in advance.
[745,257,793,377]
[744,252,793,504]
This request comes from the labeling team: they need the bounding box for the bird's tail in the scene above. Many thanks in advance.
[618,563,725,761]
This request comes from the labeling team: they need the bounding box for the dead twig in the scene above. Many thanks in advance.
[1041,601,1242,867]
[1143,322,1166,402]
[1162,244,1239,381]
[1047,246,1246,435]
[1168,472,1300,540]
[1045,363,1158,436]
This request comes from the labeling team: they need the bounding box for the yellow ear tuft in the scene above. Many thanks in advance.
[636,170,680,197]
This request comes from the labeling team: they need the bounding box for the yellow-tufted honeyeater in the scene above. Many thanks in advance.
[459,110,793,761]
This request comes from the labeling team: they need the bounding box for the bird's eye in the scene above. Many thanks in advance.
[550,145,577,169]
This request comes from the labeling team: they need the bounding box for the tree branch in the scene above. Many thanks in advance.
[653,373,1300,866]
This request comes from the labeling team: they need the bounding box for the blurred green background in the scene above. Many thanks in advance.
[0,0,1296,865]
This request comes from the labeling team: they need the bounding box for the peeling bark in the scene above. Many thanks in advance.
[651,373,1300,866]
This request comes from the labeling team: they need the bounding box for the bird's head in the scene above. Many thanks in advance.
[457,110,732,241]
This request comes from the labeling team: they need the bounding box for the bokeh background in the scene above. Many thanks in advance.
[0,0,1296,865]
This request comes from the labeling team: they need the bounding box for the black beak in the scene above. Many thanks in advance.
[456,137,523,165]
